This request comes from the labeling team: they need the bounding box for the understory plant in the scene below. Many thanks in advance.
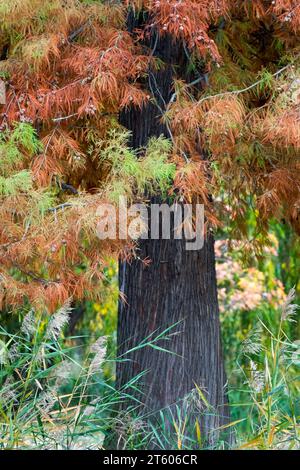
[0,288,299,450]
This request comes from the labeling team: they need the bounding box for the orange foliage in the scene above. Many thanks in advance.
[141,0,227,63]
[0,0,300,312]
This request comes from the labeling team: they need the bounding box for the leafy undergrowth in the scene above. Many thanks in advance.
[0,289,299,450]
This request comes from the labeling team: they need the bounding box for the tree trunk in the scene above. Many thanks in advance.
[117,234,230,445]
[117,17,230,447]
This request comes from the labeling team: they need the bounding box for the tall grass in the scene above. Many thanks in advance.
[228,288,300,449]
[0,291,299,450]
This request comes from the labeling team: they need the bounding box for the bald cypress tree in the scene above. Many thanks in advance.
[0,0,299,446]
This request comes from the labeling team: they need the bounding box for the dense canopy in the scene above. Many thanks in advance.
[0,0,299,311]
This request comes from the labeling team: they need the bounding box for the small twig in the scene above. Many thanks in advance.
[68,21,90,42]
[196,54,300,107]
[12,263,53,285]
[52,112,79,123]
[47,202,73,213]
[167,53,300,110]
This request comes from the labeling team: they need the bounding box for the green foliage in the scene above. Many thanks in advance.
[0,170,32,195]
[256,70,275,95]
[0,123,42,176]
[99,130,175,203]
[269,222,300,300]
[10,123,42,155]
[0,285,298,450]
[78,260,118,378]
[0,304,110,449]
[141,136,175,193]
[0,141,23,176]
[0,301,179,450]
[0,123,57,220]
[34,190,57,216]
[228,301,300,449]
[146,297,300,450]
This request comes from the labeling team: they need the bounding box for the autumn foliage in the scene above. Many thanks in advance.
[0,0,299,311]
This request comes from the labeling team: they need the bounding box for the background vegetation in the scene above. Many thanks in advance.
[0,223,299,449]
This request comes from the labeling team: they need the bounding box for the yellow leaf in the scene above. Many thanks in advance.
[195,419,202,446]
[238,435,263,449]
